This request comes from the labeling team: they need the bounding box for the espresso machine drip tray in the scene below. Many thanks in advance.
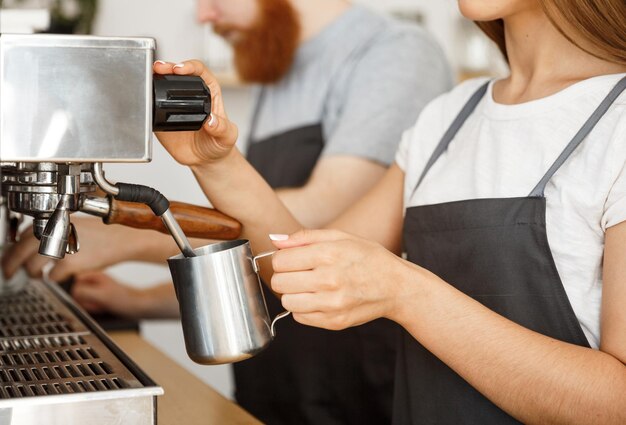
[0,280,162,424]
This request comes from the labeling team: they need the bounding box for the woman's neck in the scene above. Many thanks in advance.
[494,7,626,104]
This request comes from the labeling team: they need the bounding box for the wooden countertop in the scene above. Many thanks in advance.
[110,331,261,425]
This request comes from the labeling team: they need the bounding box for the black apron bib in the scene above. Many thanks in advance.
[247,124,325,188]
[395,77,626,425]
[234,91,398,425]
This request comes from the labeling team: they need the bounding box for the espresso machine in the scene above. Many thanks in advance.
[0,33,241,424]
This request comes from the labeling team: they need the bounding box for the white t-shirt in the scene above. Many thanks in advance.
[396,73,626,349]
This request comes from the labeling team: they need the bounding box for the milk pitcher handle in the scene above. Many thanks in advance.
[253,251,291,337]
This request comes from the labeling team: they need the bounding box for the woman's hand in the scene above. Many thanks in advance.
[269,229,426,330]
[153,60,239,166]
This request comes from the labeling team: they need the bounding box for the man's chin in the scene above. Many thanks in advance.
[224,32,245,46]
[213,26,244,45]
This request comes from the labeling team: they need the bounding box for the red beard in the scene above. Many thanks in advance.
[214,0,301,84]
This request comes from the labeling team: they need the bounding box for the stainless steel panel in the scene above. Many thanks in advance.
[0,34,154,163]
[0,395,156,425]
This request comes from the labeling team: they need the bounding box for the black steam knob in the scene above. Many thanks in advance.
[153,74,211,132]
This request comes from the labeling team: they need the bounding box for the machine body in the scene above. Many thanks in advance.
[0,34,220,258]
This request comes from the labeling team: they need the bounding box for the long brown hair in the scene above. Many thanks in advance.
[476,0,626,66]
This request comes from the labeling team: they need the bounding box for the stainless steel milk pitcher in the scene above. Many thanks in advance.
[167,240,290,365]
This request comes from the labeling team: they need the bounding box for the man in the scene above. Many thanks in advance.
[3,0,452,423]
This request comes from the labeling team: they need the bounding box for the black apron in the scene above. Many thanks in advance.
[395,76,626,424]
[234,91,398,425]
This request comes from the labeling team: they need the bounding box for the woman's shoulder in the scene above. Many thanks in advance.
[447,77,492,101]
[397,78,493,168]
[614,76,626,105]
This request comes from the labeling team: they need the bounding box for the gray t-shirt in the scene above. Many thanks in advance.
[247,5,453,166]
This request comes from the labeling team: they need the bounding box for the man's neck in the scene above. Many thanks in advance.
[290,0,351,45]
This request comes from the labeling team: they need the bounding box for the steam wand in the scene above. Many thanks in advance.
[92,163,196,258]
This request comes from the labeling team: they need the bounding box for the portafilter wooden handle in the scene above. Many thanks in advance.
[104,198,241,240]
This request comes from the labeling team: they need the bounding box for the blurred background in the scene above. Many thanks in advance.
[0,0,507,399]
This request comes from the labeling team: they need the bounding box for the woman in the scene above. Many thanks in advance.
[154,0,626,423]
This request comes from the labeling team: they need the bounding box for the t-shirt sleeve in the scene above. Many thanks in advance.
[321,27,453,166]
[602,113,626,230]
[394,125,414,171]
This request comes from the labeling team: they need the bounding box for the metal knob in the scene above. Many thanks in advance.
[153,74,211,132]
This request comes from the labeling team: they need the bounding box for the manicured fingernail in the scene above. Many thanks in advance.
[154,60,166,65]
[173,63,185,69]
[269,234,289,241]
[207,114,216,127]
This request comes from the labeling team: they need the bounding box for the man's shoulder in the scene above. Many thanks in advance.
[300,6,448,82]
[338,12,452,93]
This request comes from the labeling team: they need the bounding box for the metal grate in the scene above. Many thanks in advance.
[0,282,143,398]
[0,286,82,338]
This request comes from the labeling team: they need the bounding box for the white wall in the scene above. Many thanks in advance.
[89,0,502,401]
[358,0,462,68]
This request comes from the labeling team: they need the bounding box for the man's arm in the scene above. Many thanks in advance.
[71,272,180,319]
[276,156,386,228]
[1,217,212,282]
[276,28,450,229]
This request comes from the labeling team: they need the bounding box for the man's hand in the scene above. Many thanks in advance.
[72,272,180,319]
[1,217,168,282]
[72,272,148,319]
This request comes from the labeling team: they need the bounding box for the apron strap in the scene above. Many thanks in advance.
[409,81,490,199]
[529,76,626,197]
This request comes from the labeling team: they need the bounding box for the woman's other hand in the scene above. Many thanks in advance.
[269,230,427,330]
[153,60,239,166]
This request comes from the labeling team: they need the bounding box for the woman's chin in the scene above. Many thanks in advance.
[457,0,531,22]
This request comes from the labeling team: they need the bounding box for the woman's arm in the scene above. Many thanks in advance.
[154,60,405,280]
[390,229,626,424]
[191,149,301,280]
[600,220,626,364]
[328,163,405,253]
[269,222,626,425]
[153,61,300,278]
